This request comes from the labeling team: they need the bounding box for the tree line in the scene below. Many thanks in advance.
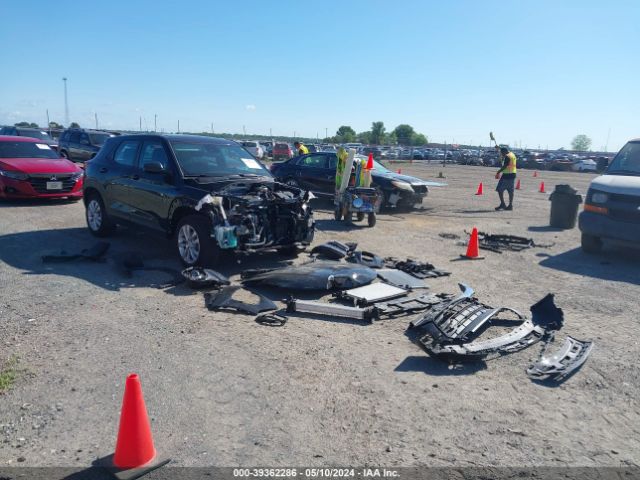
[328,122,428,146]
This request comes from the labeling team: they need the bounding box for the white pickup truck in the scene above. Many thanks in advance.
[579,139,640,252]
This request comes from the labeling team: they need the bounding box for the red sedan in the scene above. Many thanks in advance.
[0,135,84,200]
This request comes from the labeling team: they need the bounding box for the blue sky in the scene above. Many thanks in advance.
[1,0,638,150]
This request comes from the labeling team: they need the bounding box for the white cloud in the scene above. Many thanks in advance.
[245,104,256,111]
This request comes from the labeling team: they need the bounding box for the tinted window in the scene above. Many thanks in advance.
[69,132,81,143]
[60,131,70,142]
[89,133,111,146]
[17,129,51,141]
[298,154,326,168]
[0,141,60,159]
[140,141,169,169]
[607,142,640,176]
[169,141,271,177]
[113,140,140,167]
[80,133,91,145]
[327,154,338,170]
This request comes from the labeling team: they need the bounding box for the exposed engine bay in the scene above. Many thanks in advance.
[195,182,315,252]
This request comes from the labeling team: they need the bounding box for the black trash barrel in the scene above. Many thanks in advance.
[549,184,583,229]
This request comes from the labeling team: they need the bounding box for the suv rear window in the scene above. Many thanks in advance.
[275,143,289,149]
[89,133,111,146]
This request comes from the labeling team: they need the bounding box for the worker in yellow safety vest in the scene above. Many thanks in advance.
[494,146,517,211]
[294,141,309,156]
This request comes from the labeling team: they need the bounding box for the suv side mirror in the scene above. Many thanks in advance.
[143,162,167,174]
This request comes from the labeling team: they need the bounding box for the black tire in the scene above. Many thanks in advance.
[334,207,342,221]
[175,215,220,267]
[367,213,377,227]
[85,193,115,237]
[581,233,603,254]
[356,212,365,222]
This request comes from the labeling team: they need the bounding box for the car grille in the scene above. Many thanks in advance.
[609,192,640,204]
[412,184,428,194]
[28,174,76,193]
[609,209,640,224]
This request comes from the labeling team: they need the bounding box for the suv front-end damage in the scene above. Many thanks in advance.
[195,182,315,254]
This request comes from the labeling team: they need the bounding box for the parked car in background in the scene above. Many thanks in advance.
[361,146,383,160]
[260,142,273,158]
[240,141,264,159]
[82,134,314,266]
[272,142,294,161]
[0,135,84,200]
[58,128,114,162]
[572,158,597,172]
[0,126,58,151]
[579,138,640,253]
[270,152,445,209]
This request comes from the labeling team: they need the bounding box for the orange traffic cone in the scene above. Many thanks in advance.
[516,179,521,190]
[533,171,538,177]
[366,153,374,170]
[475,182,483,195]
[461,227,484,260]
[539,181,546,193]
[108,374,169,478]
[397,168,402,174]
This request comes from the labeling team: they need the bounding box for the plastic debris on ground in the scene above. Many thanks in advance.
[204,286,277,315]
[383,257,451,279]
[181,267,230,289]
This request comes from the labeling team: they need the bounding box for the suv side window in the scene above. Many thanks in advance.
[327,154,338,170]
[80,133,90,145]
[69,131,81,143]
[60,131,70,142]
[113,140,141,167]
[140,141,169,170]
[297,154,327,168]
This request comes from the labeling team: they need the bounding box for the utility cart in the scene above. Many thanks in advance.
[334,186,381,227]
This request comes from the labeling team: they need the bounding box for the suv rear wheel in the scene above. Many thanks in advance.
[86,193,115,237]
[176,215,220,267]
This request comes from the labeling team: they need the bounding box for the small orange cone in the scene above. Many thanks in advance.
[397,168,402,174]
[516,179,521,190]
[461,227,484,260]
[533,171,538,177]
[475,182,483,195]
[366,153,374,170]
[539,181,546,193]
[108,374,169,479]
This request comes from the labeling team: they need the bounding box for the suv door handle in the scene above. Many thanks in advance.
[99,167,108,173]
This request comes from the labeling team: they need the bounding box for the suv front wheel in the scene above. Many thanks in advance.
[86,193,115,237]
[175,215,220,267]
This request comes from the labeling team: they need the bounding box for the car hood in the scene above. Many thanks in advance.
[373,170,447,187]
[591,174,640,196]
[0,157,81,174]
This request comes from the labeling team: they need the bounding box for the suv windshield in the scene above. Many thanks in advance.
[170,141,271,177]
[0,141,60,159]
[89,133,111,146]
[17,129,52,141]
[607,141,640,176]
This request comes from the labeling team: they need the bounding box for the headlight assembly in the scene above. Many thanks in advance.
[391,180,414,192]
[0,170,28,181]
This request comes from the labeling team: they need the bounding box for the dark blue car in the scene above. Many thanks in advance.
[269,152,444,208]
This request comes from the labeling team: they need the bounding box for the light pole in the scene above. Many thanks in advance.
[62,77,69,125]
[154,114,157,132]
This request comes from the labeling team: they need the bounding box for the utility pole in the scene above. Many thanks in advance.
[154,114,157,132]
[95,113,98,130]
[243,125,246,136]
[211,123,214,134]
[269,128,272,137]
[325,127,328,140]
[46,109,50,135]
[62,77,69,125]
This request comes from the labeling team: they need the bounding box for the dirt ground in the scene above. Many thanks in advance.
[1,164,639,471]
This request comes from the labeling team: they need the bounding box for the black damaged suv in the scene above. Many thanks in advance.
[83,134,315,266]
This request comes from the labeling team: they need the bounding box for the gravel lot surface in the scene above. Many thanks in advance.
[1,164,638,472]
